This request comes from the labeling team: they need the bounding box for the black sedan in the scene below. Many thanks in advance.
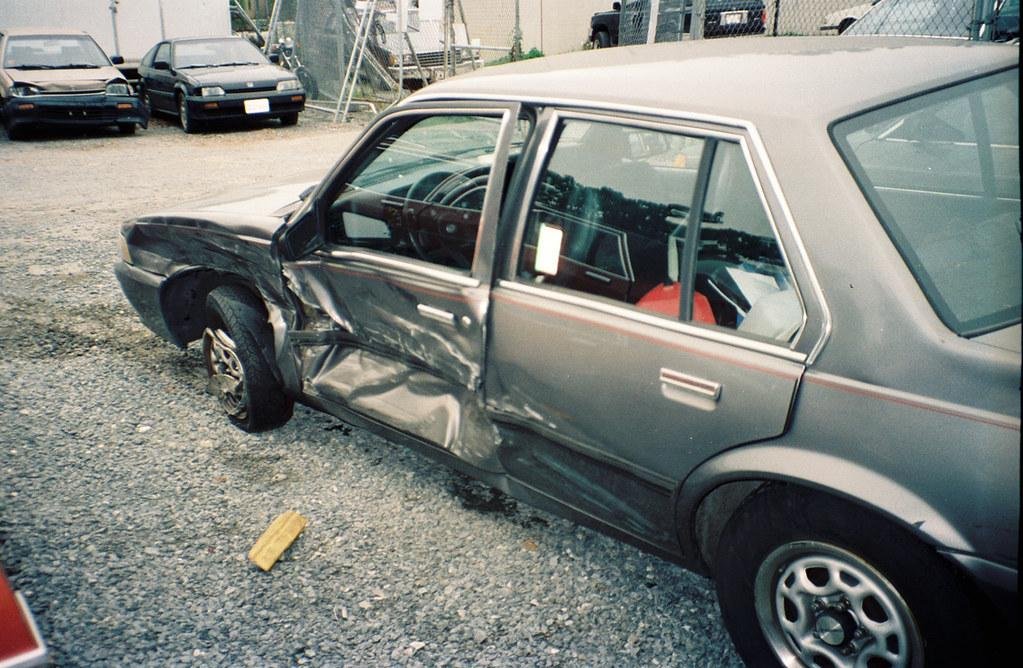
[137,36,305,133]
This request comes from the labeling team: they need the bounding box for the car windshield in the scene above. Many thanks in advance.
[2,35,110,69]
[172,38,267,69]
[832,68,1020,337]
[845,0,1017,38]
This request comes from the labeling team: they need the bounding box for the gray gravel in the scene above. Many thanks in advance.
[0,112,743,666]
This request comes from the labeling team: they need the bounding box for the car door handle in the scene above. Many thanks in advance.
[660,368,721,401]
[416,303,456,326]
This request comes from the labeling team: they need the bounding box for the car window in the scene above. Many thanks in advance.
[696,141,802,342]
[846,0,974,37]
[518,118,706,310]
[517,118,801,343]
[141,44,157,68]
[325,113,525,272]
[154,43,170,65]
[2,36,110,69]
[833,68,1020,336]
[172,38,266,68]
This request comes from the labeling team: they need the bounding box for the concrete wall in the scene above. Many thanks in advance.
[458,0,614,59]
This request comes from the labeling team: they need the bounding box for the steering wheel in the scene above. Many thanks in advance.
[404,166,490,268]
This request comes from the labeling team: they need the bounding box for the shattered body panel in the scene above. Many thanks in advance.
[115,185,308,349]
[282,253,502,471]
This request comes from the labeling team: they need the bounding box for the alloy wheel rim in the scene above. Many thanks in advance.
[754,541,923,668]
[203,327,247,419]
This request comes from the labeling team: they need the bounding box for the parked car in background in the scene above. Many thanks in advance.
[590,1,623,47]
[0,28,147,140]
[137,36,305,134]
[617,0,766,44]
[115,37,1019,668]
[845,0,1019,40]
[820,0,883,33]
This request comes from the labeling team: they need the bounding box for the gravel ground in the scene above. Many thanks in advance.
[0,111,743,666]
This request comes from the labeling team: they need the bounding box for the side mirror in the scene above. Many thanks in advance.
[274,206,323,261]
[613,2,621,11]
[111,55,125,65]
[269,52,281,64]
[153,60,170,71]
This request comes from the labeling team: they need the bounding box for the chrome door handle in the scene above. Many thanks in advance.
[417,303,456,326]
[660,368,721,401]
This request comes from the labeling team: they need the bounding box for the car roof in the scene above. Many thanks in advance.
[416,37,1018,125]
[1,27,93,38]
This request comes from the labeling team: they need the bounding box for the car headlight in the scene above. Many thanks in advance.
[10,84,41,97]
[106,82,133,96]
[200,86,225,97]
[276,79,301,92]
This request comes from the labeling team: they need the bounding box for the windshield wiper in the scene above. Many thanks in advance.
[7,64,61,70]
[62,63,102,69]
[177,63,217,69]
[216,61,262,67]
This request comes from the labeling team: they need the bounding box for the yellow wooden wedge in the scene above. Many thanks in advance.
[248,511,307,572]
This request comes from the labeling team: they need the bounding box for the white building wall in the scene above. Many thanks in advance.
[458,0,613,59]
[0,0,230,61]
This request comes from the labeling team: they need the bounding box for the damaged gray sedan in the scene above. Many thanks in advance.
[115,38,1019,667]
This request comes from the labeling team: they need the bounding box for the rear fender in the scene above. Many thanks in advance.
[677,445,974,572]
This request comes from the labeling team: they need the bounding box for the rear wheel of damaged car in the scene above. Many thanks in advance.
[714,485,987,668]
[177,92,199,133]
[203,285,292,432]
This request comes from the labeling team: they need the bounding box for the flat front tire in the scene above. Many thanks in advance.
[714,486,989,668]
[203,285,292,432]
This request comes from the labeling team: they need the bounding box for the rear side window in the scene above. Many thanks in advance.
[833,69,1021,336]
[517,117,802,344]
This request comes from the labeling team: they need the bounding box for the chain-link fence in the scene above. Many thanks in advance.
[614,1,1006,42]
[234,1,1012,115]
[249,0,502,113]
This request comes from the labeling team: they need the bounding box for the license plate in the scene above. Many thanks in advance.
[244,98,270,114]
[721,10,746,25]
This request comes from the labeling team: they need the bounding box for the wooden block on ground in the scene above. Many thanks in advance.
[248,511,308,572]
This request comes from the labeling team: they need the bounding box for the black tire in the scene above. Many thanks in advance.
[203,285,293,432]
[714,485,990,668]
[592,30,611,49]
[177,92,198,133]
[4,118,25,141]
[294,66,318,100]
[139,85,152,114]
[118,123,136,135]
[279,112,299,127]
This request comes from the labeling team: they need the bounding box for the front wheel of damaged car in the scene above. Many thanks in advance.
[203,285,293,432]
[714,486,988,668]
